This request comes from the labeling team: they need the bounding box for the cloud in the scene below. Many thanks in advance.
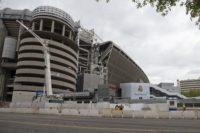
[1,0,200,84]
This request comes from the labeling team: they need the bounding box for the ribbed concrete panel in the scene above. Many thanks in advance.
[14,84,70,93]
[20,38,77,59]
[15,77,75,91]
[16,68,76,84]
[32,6,75,29]
[18,52,77,71]
[19,44,77,65]
[17,60,76,78]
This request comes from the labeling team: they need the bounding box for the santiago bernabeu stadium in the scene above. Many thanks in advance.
[0,6,188,104]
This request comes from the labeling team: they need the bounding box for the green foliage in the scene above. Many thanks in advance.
[133,0,200,26]
[132,0,178,16]
[182,89,200,97]
[96,0,200,28]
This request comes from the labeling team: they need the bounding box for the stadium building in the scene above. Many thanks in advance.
[0,6,150,102]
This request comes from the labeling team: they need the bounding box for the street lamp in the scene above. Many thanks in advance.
[16,20,53,96]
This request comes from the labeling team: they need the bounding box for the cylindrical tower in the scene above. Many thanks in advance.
[13,6,78,101]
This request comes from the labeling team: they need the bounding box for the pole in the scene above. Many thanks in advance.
[44,43,53,95]
[16,20,53,96]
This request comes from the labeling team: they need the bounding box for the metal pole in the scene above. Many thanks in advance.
[16,20,53,96]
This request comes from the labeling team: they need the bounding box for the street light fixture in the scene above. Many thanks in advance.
[16,20,53,96]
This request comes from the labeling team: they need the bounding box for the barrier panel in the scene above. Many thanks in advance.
[88,109,100,117]
[0,108,12,113]
[122,110,133,118]
[39,108,59,115]
[101,109,112,117]
[1,107,200,119]
[144,111,159,119]
[133,111,145,118]
[111,110,122,118]
[15,108,34,114]
[79,109,89,116]
[44,103,61,109]
[197,111,200,119]
[169,111,183,119]
[158,111,170,119]
[182,111,197,119]
[61,109,79,116]
[157,104,169,111]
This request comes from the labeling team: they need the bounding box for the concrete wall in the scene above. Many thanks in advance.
[0,100,199,119]
[1,107,200,119]
[83,73,103,93]
[12,91,35,103]
[0,19,8,100]
[0,20,7,60]
[9,100,169,112]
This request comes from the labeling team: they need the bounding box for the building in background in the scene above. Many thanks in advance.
[177,79,200,92]
[158,82,180,93]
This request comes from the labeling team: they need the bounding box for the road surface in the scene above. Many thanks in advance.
[0,112,200,133]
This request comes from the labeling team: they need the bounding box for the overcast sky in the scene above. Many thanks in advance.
[1,0,200,85]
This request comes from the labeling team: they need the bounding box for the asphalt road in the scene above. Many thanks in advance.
[0,113,200,133]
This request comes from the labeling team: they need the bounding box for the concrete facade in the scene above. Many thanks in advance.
[0,6,150,103]
[0,8,32,101]
[77,32,150,92]
[0,19,8,100]
[12,91,35,103]
[13,6,78,101]
[82,73,103,93]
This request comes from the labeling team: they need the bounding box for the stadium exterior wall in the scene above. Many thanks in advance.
[13,6,78,102]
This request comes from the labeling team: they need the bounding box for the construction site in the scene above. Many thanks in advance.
[0,6,149,102]
[0,6,200,116]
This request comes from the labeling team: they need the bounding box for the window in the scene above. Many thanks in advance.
[170,101,175,106]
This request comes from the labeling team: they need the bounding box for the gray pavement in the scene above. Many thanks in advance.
[0,112,200,133]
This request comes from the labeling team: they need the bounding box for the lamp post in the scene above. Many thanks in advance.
[16,20,53,96]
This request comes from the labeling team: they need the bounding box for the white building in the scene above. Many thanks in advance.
[120,83,150,100]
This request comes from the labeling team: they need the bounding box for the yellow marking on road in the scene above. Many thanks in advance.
[0,119,199,133]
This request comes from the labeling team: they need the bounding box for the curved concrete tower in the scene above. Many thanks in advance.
[13,6,78,102]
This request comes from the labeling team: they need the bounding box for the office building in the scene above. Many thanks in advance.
[177,79,200,92]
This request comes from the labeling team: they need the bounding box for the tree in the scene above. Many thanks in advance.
[96,0,200,28]
[182,88,200,97]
